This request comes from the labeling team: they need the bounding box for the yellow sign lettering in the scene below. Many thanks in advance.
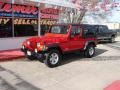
[3,19,10,24]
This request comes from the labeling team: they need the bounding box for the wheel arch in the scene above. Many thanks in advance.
[111,34,116,38]
[47,44,63,54]
[84,41,96,50]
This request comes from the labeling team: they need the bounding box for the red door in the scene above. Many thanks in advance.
[70,25,85,50]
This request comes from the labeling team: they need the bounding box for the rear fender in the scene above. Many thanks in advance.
[84,41,96,50]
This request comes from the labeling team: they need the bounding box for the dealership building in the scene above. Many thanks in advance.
[0,0,75,51]
[1,0,120,51]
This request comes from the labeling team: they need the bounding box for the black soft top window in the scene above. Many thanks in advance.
[82,24,96,38]
[98,25,108,32]
[50,25,68,34]
[71,25,81,35]
[82,25,97,33]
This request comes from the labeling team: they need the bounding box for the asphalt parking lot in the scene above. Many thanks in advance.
[0,37,120,90]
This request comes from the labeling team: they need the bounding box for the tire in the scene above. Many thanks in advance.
[44,49,61,68]
[84,44,95,58]
[110,36,115,43]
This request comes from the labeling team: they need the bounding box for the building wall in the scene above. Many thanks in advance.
[0,37,29,51]
[0,0,59,51]
[105,23,120,29]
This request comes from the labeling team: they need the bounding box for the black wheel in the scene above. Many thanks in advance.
[84,44,95,58]
[44,49,61,68]
[110,36,115,43]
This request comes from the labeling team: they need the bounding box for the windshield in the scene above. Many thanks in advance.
[50,25,68,34]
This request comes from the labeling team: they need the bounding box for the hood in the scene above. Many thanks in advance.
[27,33,69,45]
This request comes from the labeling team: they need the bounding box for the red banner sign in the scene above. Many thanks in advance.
[41,8,59,15]
[0,2,38,18]
[40,8,59,20]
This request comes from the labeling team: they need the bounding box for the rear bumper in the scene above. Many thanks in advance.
[21,48,46,61]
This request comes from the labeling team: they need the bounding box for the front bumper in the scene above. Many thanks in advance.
[21,47,46,61]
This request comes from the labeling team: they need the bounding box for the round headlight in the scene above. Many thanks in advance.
[35,49,38,53]
[37,43,41,47]
[27,41,30,45]
[22,45,25,49]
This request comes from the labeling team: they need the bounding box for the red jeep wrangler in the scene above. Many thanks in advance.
[21,24,97,67]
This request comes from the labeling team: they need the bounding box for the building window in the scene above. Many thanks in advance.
[0,18,13,38]
[14,24,38,37]
[14,18,38,37]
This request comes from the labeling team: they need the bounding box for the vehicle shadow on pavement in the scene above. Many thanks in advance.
[60,48,108,66]
[18,48,109,65]
[98,41,119,44]
[95,48,108,56]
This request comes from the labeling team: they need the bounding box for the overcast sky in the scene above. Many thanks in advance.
[107,0,120,23]
[31,0,120,23]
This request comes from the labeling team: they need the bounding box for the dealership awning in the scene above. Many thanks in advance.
[0,0,41,6]
[26,0,75,8]
[1,0,75,8]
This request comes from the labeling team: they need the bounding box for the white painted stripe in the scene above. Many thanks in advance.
[108,44,120,48]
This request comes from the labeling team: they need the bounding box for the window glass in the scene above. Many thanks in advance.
[99,26,103,32]
[14,19,38,37]
[99,26,108,33]
[0,18,12,38]
[102,26,108,32]
[41,25,50,35]
[83,25,96,37]
[72,26,81,35]
[50,25,68,34]
[51,26,61,33]
[14,24,38,37]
